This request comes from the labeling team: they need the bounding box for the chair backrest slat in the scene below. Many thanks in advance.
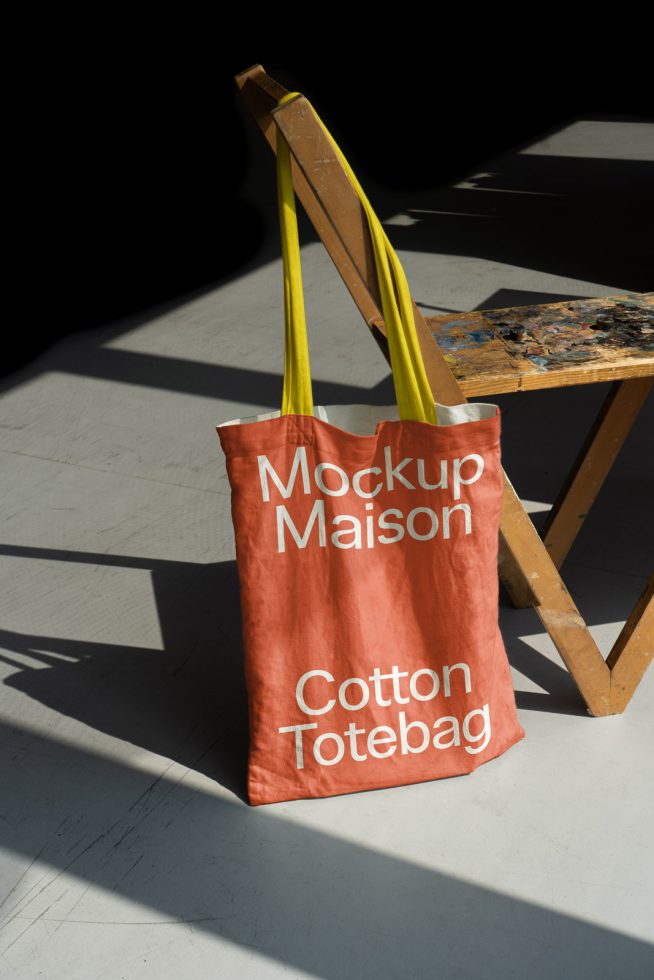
[235,64,468,406]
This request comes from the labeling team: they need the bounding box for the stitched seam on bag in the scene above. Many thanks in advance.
[221,444,288,459]
[281,415,311,446]
[302,444,501,465]
[302,415,315,446]
[223,439,500,462]
[220,417,316,458]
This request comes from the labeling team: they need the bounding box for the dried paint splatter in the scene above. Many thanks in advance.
[432,292,654,371]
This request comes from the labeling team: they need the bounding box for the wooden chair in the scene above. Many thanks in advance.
[234,63,654,717]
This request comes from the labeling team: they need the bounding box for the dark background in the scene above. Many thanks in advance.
[16,38,653,378]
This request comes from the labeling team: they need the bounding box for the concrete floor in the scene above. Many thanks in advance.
[1,116,653,978]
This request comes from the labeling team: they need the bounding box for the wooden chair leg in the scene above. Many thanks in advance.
[541,377,653,568]
[499,478,611,715]
[505,377,653,608]
[606,573,654,713]
[498,512,540,610]
[499,475,653,716]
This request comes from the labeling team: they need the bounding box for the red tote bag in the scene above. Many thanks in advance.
[216,92,526,806]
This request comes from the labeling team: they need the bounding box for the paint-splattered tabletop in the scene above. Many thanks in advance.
[425,292,654,394]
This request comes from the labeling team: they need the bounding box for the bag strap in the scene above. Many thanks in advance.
[276,92,439,426]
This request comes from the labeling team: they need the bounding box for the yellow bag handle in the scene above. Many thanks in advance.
[277,92,438,426]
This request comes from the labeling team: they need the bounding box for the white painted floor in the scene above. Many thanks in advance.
[1,116,653,978]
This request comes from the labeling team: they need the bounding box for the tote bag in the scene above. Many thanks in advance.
[216,92,526,806]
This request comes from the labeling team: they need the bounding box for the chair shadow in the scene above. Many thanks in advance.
[0,545,250,802]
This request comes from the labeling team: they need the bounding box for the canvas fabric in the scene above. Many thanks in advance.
[216,92,525,805]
